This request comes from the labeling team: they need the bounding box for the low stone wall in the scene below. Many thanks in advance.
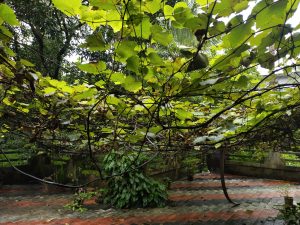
[225,160,300,182]
[0,152,192,185]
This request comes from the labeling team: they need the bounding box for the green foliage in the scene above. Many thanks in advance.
[7,0,83,79]
[0,3,19,26]
[182,155,200,173]
[228,149,266,163]
[278,203,300,225]
[1,0,299,148]
[102,151,167,209]
[52,0,81,16]
[77,61,106,74]
[0,136,36,167]
[1,0,300,199]
[281,154,300,167]
[65,189,97,212]
[151,25,174,46]
[182,154,201,180]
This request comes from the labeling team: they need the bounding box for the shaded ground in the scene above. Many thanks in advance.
[1,173,299,225]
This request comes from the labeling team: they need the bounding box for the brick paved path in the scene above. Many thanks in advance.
[1,173,299,225]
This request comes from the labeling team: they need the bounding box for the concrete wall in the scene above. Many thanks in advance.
[225,151,300,181]
[225,160,300,182]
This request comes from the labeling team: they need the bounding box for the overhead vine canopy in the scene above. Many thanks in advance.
[1,0,300,175]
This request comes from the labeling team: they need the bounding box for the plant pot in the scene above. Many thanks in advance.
[165,180,172,189]
[187,174,193,181]
[284,196,293,208]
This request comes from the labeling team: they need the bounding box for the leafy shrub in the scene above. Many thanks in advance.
[228,149,266,163]
[65,189,97,212]
[102,151,167,209]
[0,136,35,167]
[281,154,300,167]
[182,156,200,171]
[277,203,300,225]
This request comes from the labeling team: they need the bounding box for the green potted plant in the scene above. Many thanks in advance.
[277,202,300,224]
[280,184,294,208]
[285,196,294,208]
[186,167,195,181]
[162,177,172,189]
[183,156,199,181]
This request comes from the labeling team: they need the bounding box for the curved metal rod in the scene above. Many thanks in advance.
[220,148,240,206]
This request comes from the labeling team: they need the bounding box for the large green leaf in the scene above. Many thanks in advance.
[173,6,193,25]
[80,33,107,51]
[175,109,193,120]
[196,0,214,7]
[131,16,152,39]
[77,61,106,74]
[0,4,19,26]
[144,0,162,14]
[233,1,249,13]
[209,21,226,36]
[43,87,56,96]
[148,52,163,66]
[89,0,115,10]
[151,25,173,46]
[224,20,253,48]
[106,10,123,32]
[52,0,81,16]
[256,0,288,29]
[249,30,271,46]
[236,75,249,88]
[213,0,238,17]
[123,76,142,93]
[116,41,138,61]
[73,88,97,100]
[109,72,126,84]
[107,95,122,106]
[126,56,140,73]
[184,16,207,32]
[163,5,174,20]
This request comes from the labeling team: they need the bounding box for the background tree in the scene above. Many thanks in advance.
[7,0,84,80]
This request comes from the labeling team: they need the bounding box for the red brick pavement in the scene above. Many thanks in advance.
[171,179,293,189]
[1,173,297,225]
[169,190,300,201]
[0,209,279,225]
[0,198,70,208]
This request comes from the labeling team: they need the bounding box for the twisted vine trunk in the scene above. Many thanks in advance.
[220,148,239,206]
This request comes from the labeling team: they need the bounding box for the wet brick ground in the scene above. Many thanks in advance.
[1,173,299,225]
